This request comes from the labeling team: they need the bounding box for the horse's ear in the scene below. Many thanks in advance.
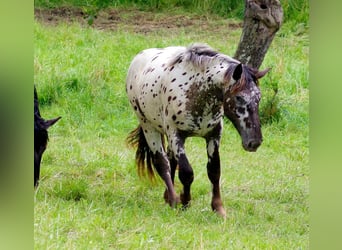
[232,63,243,81]
[43,117,61,129]
[255,67,271,79]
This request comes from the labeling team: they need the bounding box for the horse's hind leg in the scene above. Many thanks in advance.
[206,135,226,218]
[142,127,178,207]
[167,133,194,208]
[152,151,178,207]
[164,148,180,204]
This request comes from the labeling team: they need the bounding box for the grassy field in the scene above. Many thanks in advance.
[34,7,309,249]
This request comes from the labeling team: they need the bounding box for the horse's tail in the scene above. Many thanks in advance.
[126,126,156,181]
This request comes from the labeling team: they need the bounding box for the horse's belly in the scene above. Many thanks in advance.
[177,112,223,137]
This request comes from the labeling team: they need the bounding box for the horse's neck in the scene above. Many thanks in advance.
[203,56,234,84]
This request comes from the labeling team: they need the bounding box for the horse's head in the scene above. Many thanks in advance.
[224,63,270,152]
[34,114,61,169]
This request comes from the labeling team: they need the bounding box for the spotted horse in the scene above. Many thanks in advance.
[126,44,270,217]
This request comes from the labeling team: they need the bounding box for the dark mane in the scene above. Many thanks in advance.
[187,43,219,59]
[169,44,220,68]
[34,86,41,117]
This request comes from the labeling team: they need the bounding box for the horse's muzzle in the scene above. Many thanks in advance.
[243,139,262,152]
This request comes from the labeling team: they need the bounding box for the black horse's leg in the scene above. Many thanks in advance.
[178,152,194,208]
[164,147,179,204]
[152,151,178,208]
[168,134,193,208]
[141,126,178,207]
[206,124,226,217]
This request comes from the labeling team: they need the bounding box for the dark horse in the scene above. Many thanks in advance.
[126,44,269,217]
[34,86,61,187]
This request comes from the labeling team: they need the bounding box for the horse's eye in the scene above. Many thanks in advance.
[235,96,245,104]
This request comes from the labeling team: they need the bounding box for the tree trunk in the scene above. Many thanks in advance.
[234,0,283,69]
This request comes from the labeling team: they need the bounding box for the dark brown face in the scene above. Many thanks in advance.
[223,64,269,152]
[224,85,262,152]
[34,115,61,187]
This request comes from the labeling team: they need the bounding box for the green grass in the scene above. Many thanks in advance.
[34,8,308,249]
[34,0,245,18]
[34,0,309,27]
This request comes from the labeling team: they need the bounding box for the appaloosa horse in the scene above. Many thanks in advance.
[34,86,61,187]
[126,44,269,217]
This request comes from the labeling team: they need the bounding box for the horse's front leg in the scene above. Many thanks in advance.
[206,126,226,217]
[178,152,194,208]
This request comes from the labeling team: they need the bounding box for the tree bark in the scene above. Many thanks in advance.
[234,0,283,69]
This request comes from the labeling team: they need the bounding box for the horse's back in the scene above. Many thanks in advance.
[126,46,185,85]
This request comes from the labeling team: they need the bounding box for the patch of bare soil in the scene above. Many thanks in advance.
[34,7,242,34]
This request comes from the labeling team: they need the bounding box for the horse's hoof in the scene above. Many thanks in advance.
[175,195,181,204]
[169,200,177,208]
[215,207,226,218]
[181,202,191,211]
[180,193,191,206]
[164,191,181,206]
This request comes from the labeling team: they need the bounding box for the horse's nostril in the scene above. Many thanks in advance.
[247,140,261,150]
